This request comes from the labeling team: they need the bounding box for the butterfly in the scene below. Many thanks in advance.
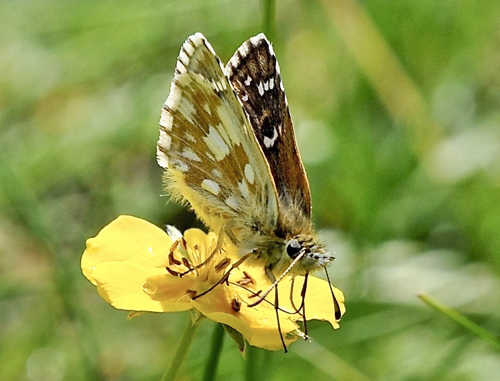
[157,32,341,349]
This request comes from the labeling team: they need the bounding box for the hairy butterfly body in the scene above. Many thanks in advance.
[157,33,335,292]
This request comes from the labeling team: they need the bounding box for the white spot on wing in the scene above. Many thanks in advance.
[203,125,230,161]
[160,110,173,131]
[211,80,227,92]
[173,160,189,172]
[176,59,186,75]
[269,77,275,90]
[241,93,248,102]
[257,82,264,96]
[244,76,252,86]
[183,39,195,56]
[244,164,255,184]
[203,103,211,114]
[216,106,241,146]
[240,42,250,57]
[158,129,171,150]
[178,97,197,123]
[166,83,181,110]
[178,50,189,65]
[263,127,278,148]
[249,33,267,46]
[201,179,220,196]
[238,180,250,200]
[184,131,196,143]
[263,80,269,91]
[225,196,239,210]
[180,148,202,162]
[211,168,222,178]
[156,149,169,168]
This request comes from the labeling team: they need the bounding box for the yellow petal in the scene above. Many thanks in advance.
[192,285,300,351]
[82,215,173,283]
[92,262,192,312]
[278,276,346,329]
[81,215,193,312]
[183,228,214,249]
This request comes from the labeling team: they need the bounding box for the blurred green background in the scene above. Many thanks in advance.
[1,0,500,380]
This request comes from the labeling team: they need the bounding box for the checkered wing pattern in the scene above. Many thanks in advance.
[226,34,312,218]
[157,33,279,245]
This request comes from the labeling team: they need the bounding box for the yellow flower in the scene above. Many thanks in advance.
[81,215,345,351]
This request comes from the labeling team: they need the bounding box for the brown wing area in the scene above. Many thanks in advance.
[225,34,312,218]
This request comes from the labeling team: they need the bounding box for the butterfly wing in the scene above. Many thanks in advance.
[157,33,279,243]
[225,34,312,218]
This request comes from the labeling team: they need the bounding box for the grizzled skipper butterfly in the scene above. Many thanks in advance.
[157,33,342,350]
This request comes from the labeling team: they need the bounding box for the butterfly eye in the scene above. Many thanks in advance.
[286,239,302,258]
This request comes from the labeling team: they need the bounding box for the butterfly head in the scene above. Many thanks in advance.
[282,233,334,275]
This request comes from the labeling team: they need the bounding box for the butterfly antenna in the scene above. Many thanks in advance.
[247,251,305,308]
[324,268,342,320]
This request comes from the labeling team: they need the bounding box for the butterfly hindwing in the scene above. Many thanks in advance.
[157,33,279,240]
[225,34,312,218]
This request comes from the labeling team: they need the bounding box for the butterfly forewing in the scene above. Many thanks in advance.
[225,34,312,217]
[157,33,279,243]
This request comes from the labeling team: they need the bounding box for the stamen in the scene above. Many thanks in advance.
[168,250,181,266]
[166,267,181,277]
[248,290,262,299]
[242,271,256,285]
[181,257,193,270]
[214,257,231,272]
[179,229,225,277]
[237,278,253,286]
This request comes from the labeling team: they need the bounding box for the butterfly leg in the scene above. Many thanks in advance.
[287,276,310,340]
[264,268,288,353]
[247,251,306,308]
[223,225,240,245]
[299,272,309,338]
[192,252,253,300]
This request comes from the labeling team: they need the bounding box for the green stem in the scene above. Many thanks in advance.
[245,345,268,381]
[203,323,225,381]
[419,294,500,349]
[262,0,275,41]
[162,313,203,381]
